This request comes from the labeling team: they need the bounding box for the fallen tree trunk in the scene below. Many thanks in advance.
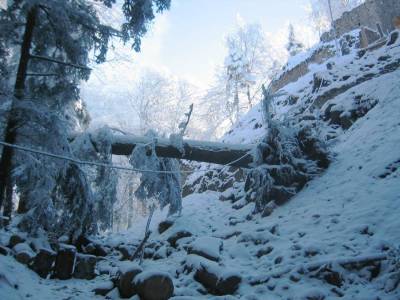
[94,134,261,169]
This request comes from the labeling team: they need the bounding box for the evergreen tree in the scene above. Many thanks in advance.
[0,0,171,237]
[286,24,305,56]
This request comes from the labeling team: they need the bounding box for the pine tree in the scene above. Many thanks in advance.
[0,0,171,237]
[286,24,305,56]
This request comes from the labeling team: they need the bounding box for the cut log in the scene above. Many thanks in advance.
[95,134,262,169]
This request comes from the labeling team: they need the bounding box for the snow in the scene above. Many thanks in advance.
[1,24,400,300]
[133,270,171,284]
[189,236,222,261]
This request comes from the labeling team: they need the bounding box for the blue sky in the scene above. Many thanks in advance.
[86,0,314,99]
[84,0,314,128]
[134,0,312,86]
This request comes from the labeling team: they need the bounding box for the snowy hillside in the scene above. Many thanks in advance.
[1,25,400,300]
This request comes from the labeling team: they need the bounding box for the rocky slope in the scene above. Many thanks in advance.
[1,31,400,299]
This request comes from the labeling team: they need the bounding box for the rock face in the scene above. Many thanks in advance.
[54,245,76,280]
[73,254,97,280]
[194,265,241,296]
[134,271,174,300]
[31,248,56,278]
[118,265,142,298]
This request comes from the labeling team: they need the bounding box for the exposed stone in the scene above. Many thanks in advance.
[360,27,381,49]
[73,254,97,280]
[93,281,115,296]
[270,45,334,93]
[326,62,335,70]
[8,234,25,248]
[117,245,134,261]
[81,242,108,257]
[54,244,76,280]
[0,245,10,256]
[188,237,222,262]
[13,243,35,266]
[312,73,331,93]
[31,248,56,278]
[134,271,174,300]
[75,235,92,253]
[167,231,192,248]
[387,31,399,46]
[118,265,142,298]
[194,265,241,296]
[93,244,108,257]
[256,246,273,258]
[158,220,174,234]
[312,267,343,288]
[321,0,400,43]
[340,39,350,55]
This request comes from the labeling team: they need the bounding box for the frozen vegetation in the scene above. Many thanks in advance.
[1,1,400,299]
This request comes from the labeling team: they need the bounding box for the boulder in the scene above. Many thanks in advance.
[54,244,76,280]
[134,271,174,300]
[158,220,174,234]
[188,237,222,262]
[93,244,108,257]
[92,281,115,296]
[73,254,97,280]
[117,245,134,261]
[13,243,35,266]
[167,231,192,248]
[194,264,241,296]
[387,31,399,46]
[8,234,25,248]
[0,245,10,256]
[31,248,56,278]
[83,242,108,257]
[118,264,142,298]
[75,235,92,252]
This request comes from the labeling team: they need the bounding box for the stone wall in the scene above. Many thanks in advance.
[270,46,335,93]
[321,0,400,42]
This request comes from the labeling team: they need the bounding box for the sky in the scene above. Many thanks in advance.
[143,0,313,86]
[88,0,313,89]
[83,0,315,128]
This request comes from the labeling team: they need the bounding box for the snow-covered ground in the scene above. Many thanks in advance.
[1,30,400,299]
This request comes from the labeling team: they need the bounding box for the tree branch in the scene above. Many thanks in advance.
[29,54,91,71]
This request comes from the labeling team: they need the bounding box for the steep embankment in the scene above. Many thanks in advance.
[1,33,400,299]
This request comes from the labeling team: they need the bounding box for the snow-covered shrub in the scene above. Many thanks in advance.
[129,131,182,216]
[13,101,95,239]
[91,128,118,231]
[245,119,330,215]
[243,86,330,215]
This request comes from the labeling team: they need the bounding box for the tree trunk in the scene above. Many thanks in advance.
[127,183,134,229]
[92,134,262,169]
[247,85,252,108]
[3,178,13,225]
[0,6,38,214]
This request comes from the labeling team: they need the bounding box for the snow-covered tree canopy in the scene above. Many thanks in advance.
[0,0,172,238]
[208,22,284,127]
[286,24,305,57]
